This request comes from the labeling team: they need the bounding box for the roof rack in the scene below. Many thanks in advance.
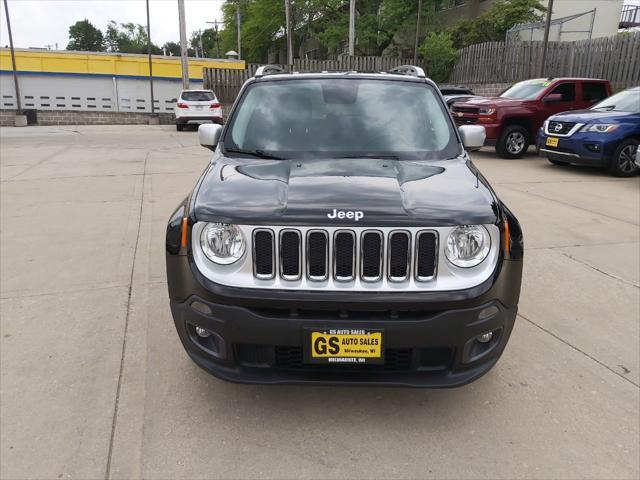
[254,65,286,78]
[388,65,426,78]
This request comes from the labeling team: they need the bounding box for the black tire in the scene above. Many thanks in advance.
[176,123,184,131]
[608,139,639,177]
[496,125,530,159]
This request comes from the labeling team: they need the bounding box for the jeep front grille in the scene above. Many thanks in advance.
[252,227,438,283]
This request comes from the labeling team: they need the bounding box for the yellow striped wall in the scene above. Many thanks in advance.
[0,48,245,80]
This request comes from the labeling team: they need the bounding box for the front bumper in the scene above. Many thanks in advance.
[167,250,523,387]
[536,129,618,167]
[176,115,223,125]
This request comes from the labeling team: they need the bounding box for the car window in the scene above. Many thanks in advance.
[549,83,576,102]
[582,82,608,102]
[182,91,215,101]
[591,89,640,113]
[225,78,459,160]
[500,80,549,100]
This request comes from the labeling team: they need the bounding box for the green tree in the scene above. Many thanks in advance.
[162,41,182,56]
[105,21,162,54]
[190,28,222,57]
[66,19,105,52]
[451,0,545,48]
[419,31,457,82]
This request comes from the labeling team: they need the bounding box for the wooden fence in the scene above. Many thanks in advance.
[449,32,640,90]
[204,55,426,103]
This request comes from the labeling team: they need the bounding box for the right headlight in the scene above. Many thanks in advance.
[200,223,246,265]
[445,225,491,268]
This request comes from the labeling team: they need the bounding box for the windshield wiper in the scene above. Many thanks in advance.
[594,105,616,111]
[224,148,286,160]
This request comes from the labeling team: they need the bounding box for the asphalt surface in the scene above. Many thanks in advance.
[1,125,638,480]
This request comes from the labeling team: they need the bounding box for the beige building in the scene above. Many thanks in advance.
[435,0,631,40]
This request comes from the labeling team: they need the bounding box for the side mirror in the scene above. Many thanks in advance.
[170,98,177,103]
[198,123,223,151]
[458,125,486,151]
[543,93,563,103]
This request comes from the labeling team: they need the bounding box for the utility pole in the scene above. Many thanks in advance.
[284,0,293,65]
[236,3,242,60]
[177,0,190,89]
[3,0,22,112]
[540,0,554,77]
[145,0,155,115]
[348,0,355,56]
[206,20,223,58]
[413,0,422,64]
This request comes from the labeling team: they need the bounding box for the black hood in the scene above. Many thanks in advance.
[193,156,500,226]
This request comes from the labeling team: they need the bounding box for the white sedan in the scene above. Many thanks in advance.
[174,89,223,131]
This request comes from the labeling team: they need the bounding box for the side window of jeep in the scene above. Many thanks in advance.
[549,82,576,102]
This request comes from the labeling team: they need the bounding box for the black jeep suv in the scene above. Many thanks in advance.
[166,65,524,387]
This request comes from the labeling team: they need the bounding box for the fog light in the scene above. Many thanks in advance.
[195,326,212,338]
[477,331,493,343]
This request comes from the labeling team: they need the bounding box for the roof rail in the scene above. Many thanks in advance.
[389,65,426,78]
[254,64,286,78]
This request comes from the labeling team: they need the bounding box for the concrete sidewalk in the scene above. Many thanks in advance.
[1,125,638,479]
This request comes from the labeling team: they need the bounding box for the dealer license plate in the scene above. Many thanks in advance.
[546,136,559,147]
[306,329,384,364]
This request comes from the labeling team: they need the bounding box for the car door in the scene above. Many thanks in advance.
[544,81,578,116]
[580,81,609,109]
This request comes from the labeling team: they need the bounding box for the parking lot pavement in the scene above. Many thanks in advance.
[1,126,638,480]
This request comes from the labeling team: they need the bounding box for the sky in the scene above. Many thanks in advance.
[0,0,225,50]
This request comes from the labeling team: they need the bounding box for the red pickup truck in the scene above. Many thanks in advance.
[451,78,612,158]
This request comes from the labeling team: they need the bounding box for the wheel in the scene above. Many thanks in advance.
[608,139,639,177]
[176,123,184,131]
[496,125,529,159]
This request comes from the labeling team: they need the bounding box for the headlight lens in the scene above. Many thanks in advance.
[581,124,619,133]
[200,223,245,264]
[445,225,491,268]
[478,107,496,115]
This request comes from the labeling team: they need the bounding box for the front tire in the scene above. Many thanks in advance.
[496,125,529,159]
[608,139,639,177]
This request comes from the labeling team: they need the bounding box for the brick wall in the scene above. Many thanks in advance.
[0,109,180,127]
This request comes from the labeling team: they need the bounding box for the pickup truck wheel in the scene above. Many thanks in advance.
[176,123,184,131]
[497,125,529,159]
[608,139,639,177]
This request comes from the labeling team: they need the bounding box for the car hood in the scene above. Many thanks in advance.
[455,96,527,108]
[549,109,636,123]
[193,156,500,226]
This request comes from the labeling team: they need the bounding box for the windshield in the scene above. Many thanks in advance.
[223,78,459,160]
[182,91,215,101]
[591,89,640,113]
[500,80,550,100]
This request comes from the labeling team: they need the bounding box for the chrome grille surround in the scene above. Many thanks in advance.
[192,223,500,292]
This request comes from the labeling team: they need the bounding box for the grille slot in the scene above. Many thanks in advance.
[388,231,411,281]
[361,231,383,281]
[415,231,438,280]
[547,120,577,135]
[253,230,275,279]
[307,230,328,280]
[280,230,301,280]
[334,231,356,281]
[250,227,440,286]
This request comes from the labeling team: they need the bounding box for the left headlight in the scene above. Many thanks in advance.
[200,223,246,264]
[445,225,491,268]
[581,124,619,133]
